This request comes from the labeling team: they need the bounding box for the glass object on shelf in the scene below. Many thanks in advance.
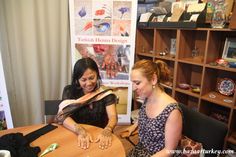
[142,46,145,53]
[170,38,176,56]
[211,0,226,28]
[191,46,199,58]
[159,48,169,56]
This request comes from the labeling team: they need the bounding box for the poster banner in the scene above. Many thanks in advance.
[0,52,13,129]
[69,0,137,124]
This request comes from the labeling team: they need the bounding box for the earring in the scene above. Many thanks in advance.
[152,85,155,89]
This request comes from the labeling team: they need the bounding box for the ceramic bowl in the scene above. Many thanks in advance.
[228,62,236,68]
[178,83,190,90]
[191,84,200,93]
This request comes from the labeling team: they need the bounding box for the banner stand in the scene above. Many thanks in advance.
[0,51,13,129]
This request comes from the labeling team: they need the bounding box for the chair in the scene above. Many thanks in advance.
[44,100,62,123]
[179,103,228,157]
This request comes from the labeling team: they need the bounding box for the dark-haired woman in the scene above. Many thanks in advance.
[57,57,117,150]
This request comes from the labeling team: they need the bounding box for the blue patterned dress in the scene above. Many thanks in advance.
[127,101,181,157]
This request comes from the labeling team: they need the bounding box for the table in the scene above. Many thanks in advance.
[0,124,126,157]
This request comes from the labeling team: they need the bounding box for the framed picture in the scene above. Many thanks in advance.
[222,38,236,62]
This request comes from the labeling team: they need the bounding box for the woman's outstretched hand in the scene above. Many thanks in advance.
[76,125,93,149]
[95,128,112,149]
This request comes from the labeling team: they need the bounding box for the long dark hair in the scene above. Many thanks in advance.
[70,57,101,98]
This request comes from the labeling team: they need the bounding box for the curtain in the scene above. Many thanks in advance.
[0,0,71,126]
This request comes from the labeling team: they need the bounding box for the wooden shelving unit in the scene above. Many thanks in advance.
[135,27,236,148]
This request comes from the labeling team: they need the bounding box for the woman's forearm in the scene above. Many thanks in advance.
[105,114,117,131]
[63,117,83,134]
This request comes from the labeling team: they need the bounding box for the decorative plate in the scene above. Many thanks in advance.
[217,78,235,96]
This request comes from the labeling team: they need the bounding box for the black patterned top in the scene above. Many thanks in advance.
[62,85,117,128]
[138,101,180,155]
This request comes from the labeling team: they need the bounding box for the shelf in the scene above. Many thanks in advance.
[176,63,203,92]
[200,100,230,124]
[175,88,200,98]
[136,27,236,149]
[205,64,236,73]
[201,92,233,108]
[178,30,207,64]
[178,58,204,66]
[175,92,199,110]
[202,68,236,107]
[136,52,154,58]
[136,29,154,57]
[154,54,175,61]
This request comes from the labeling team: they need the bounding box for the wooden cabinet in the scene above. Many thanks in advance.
[135,27,236,148]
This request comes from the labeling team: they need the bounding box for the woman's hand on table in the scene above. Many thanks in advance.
[95,127,112,149]
[76,127,93,149]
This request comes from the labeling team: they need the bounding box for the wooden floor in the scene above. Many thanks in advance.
[113,125,139,155]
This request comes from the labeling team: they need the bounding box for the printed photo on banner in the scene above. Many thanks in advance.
[74,0,132,37]
[75,43,130,80]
